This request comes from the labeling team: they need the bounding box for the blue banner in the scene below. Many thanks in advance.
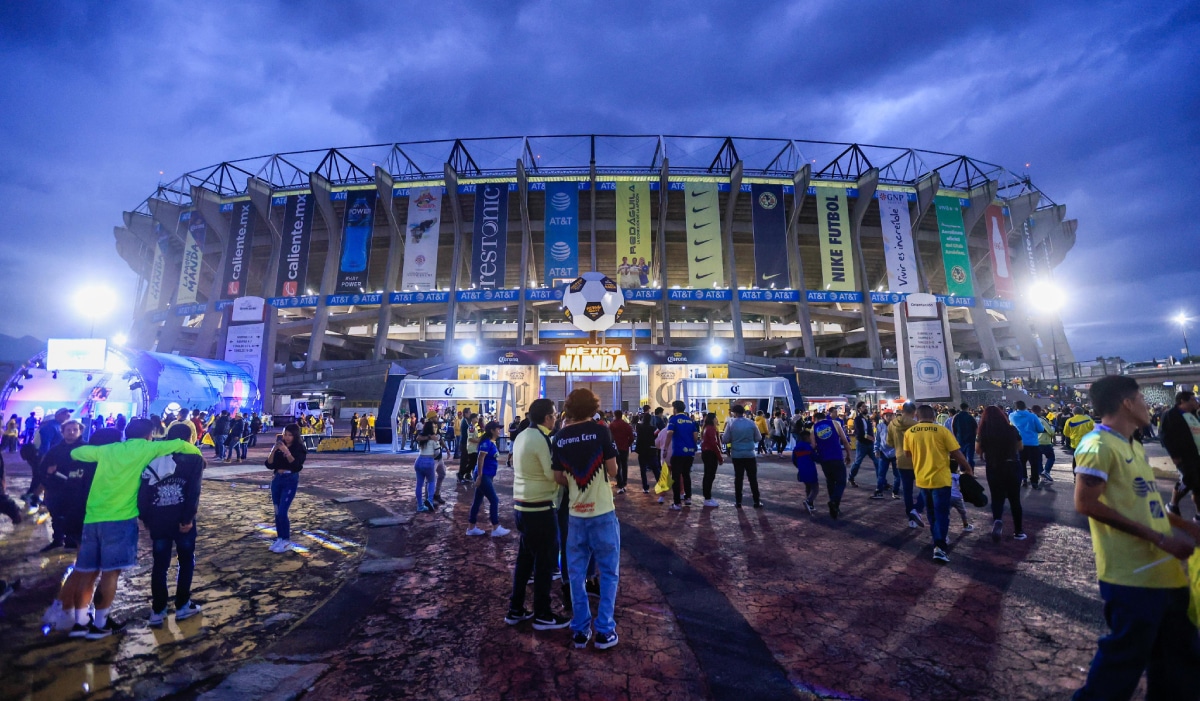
[751,183,789,288]
[983,298,1015,311]
[389,291,451,305]
[738,289,800,302]
[471,183,510,289]
[214,300,235,311]
[326,293,383,306]
[525,287,565,302]
[935,295,976,308]
[335,190,377,294]
[221,201,255,299]
[456,289,520,303]
[667,288,733,302]
[623,288,663,301]
[268,295,320,308]
[174,302,207,317]
[806,290,863,303]
[543,181,579,285]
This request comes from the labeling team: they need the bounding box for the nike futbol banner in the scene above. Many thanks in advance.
[613,180,652,289]
[177,210,206,305]
[275,194,314,298]
[401,187,443,291]
[543,181,579,286]
[934,195,975,297]
[335,191,377,293]
[750,183,787,288]
[815,186,856,292]
[221,201,255,299]
[877,191,918,294]
[470,183,509,289]
[144,223,168,312]
[984,204,1015,299]
[685,183,723,286]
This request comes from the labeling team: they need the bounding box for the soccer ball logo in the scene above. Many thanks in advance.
[562,272,625,332]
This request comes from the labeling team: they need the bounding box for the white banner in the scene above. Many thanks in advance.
[906,319,951,400]
[878,191,918,294]
[401,187,443,290]
[144,241,166,312]
[224,323,265,384]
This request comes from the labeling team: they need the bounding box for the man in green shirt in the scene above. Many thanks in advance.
[67,417,201,640]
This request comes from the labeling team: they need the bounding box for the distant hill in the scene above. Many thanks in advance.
[0,334,45,364]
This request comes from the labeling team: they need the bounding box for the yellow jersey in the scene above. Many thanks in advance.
[902,422,960,490]
[1064,414,1095,449]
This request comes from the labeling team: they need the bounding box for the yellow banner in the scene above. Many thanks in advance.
[685,184,723,286]
[613,180,653,289]
[457,365,480,417]
[815,186,856,291]
[706,364,730,429]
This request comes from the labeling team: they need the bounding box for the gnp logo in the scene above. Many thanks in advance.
[282,281,298,297]
[414,191,438,210]
[758,192,778,210]
[550,192,572,212]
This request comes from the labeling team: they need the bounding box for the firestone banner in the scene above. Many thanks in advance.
[984,204,1014,299]
[335,191,377,294]
[401,187,443,291]
[684,183,723,286]
[221,201,255,299]
[815,186,856,292]
[275,194,314,298]
[470,184,509,289]
[751,183,788,288]
[614,180,652,289]
[543,181,579,286]
[144,223,168,312]
[877,191,918,294]
[934,195,974,298]
[176,210,206,305]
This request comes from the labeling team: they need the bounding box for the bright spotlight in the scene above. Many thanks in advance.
[461,343,477,360]
[112,333,128,346]
[1027,280,1064,314]
[1175,313,1190,327]
[709,343,723,360]
[75,285,117,321]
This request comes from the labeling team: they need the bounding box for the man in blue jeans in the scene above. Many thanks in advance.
[903,405,974,564]
[950,403,978,468]
[552,388,620,650]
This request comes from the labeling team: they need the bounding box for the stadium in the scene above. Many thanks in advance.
[111,135,1078,421]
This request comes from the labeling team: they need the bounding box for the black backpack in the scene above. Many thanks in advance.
[958,473,988,508]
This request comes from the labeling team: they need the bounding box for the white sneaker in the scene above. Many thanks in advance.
[657,496,665,504]
[907,519,919,529]
[491,526,510,537]
[175,601,202,620]
[963,524,975,532]
[269,538,288,553]
[148,609,166,626]
[466,527,486,536]
[703,499,719,508]
[42,600,63,627]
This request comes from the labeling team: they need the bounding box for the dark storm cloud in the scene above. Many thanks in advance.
[0,0,1196,362]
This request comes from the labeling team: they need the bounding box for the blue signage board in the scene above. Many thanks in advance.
[325,293,383,307]
[623,288,663,301]
[525,287,565,302]
[174,303,207,317]
[389,291,451,305]
[738,289,800,302]
[455,289,521,303]
[936,295,976,308]
[983,298,1015,311]
[806,290,864,303]
[666,288,732,302]
[268,295,320,308]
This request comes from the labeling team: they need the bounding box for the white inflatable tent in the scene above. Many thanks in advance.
[389,379,514,453]
[679,377,798,417]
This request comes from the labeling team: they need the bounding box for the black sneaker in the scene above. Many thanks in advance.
[804,501,816,516]
[504,608,534,625]
[594,630,619,649]
[753,501,764,509]
[870,491,884,500]
[828,501,839,519]
[39,539,65,553]
[848,479,859,488]
[532,613,571,630]
[85,618,125,640]
[68,622,90,638]
[572,630,591,649]
[432,493,445,504]
[423,499,435,511]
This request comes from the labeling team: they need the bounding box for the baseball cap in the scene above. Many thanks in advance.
[54,408,73,420]
[882,408,895,415]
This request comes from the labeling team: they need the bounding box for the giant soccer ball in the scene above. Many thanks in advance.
[562,272,625,332]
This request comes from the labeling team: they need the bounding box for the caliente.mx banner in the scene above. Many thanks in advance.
[221,200,255,299]
[274,194,314,298]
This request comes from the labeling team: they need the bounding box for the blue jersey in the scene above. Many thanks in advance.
[475,438,499,477]
[791,442,819,484]
[667,413,698,457]
[813,419,844,462]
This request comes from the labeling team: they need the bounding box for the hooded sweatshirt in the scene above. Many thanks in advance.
[886,414,919,471]
[138,452,205,538]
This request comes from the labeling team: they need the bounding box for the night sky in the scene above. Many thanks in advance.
[2,1,1197,361]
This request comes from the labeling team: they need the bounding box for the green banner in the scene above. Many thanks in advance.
[684,183,723,286]
[614,180,653,289]
[934,196,974,297]
[815,186,856,291]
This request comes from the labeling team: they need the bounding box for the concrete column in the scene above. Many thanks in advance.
[191,186,229,359]
[443,165,465,358]
[961,181,1003,367]
[306,173,343,370]
[247,176,283,407]
[148,197,187,354]
[656,159,672,348]
[123,211,164,350]
[516,161,533,346]
[1003,193,1043,365]
[787,165,816,357]
[373,167,402,360]
[723,162,745,354]
[849,169,881,368]
[910,172,940,293]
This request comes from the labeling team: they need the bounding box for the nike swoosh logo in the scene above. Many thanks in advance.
[691,206,710,213]
[762,273,782,280]
[694,255,713,263]
[1125,458,1133,463]
[690,190,706,197]
[693,238,713,246]
[696,272,715,279]
[692,222,711,229]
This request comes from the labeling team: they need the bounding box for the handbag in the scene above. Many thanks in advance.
[958,472,988,508]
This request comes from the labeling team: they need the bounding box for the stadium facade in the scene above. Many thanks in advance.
[113,135,1077,414]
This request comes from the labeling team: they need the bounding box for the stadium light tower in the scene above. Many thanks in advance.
[1175,313,1192,363]
[74,285,117,338]
[1028,280,1065,403]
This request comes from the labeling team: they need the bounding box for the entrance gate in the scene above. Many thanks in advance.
[679,377,798,417]
[387,379,514,453]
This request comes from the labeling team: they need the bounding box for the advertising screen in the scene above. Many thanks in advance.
[46,338,108,371]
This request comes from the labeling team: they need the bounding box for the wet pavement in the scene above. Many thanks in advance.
[0,441,1188,700]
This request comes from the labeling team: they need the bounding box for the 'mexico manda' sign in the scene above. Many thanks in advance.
[558,346,630,373]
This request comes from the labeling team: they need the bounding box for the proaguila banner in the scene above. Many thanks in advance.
[176,210,206,305]
[751,183,788,288]
[275,193,315,298]
[614,179,652,289]
[684,183,723,286]
[335,191,377,294]
[815,186,856,292]
[543,181,579,286]
[934,195,974,297]
[401,187,443,291]
[877,190,918,294]
[984,204,1014,299]
[221,200,255,299]
[470,183,510,289]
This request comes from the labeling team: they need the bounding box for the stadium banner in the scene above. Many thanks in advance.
[613,179,652,289]
[543,181,579,286]
[274,194,315,298]
[221,200,255,299]
[224,322,265,385]
[984,204,1015,299]
[470,183,510,289]
[685,183,723,286]
[335,191,377,293]
[751,183,788,288]
[877,190,918,294]
[401,187,442,290]
[934,195,974,297]
[144,224,168,312]
[176,210,206,305]
[815,186,856,292]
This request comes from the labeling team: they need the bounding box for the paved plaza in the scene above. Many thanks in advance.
[1,443,1184,700]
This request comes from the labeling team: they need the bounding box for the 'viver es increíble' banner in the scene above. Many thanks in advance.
[275,194,314,298]
[685,183,723,286]
[543,181,579,286]
[984,204,1014,299]
[751,183,788,288]
[471,183,509,289]
[401,187,442,291]
[877,190,918,294]
[176,210,206,305]
[614,179,652,289]
[815,186,856,292]
[221,201,255,299]
[335,191,377,294]
[934,195,974,298]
